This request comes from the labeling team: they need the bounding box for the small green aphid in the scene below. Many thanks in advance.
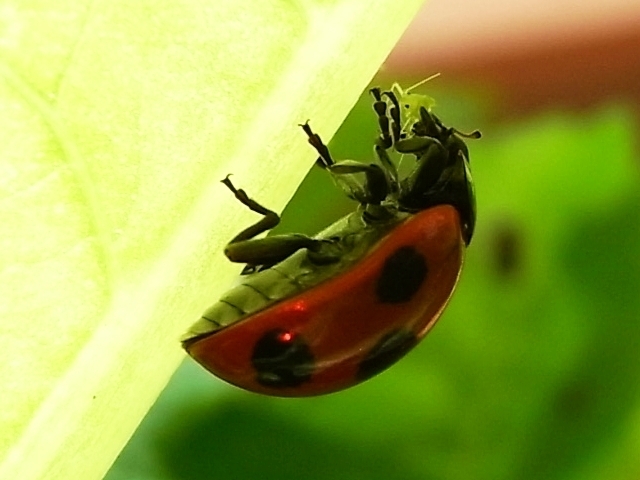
[390,73,440,131]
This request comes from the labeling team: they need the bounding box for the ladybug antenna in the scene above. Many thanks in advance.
[452,128,482,139]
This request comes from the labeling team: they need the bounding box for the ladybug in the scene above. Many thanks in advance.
[182,84,481,396]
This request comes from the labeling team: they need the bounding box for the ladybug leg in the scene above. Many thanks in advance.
[299,122,334,168]
[371,88,404,146]
[379,89,402,143]
[370,88,393,149]
[401,140,448,194]
[374,144,399,189]
[326,160,389,204]
[221,176,333,271]
[221,176,279,243]
[395,135,443,155]
[299,122,390,205]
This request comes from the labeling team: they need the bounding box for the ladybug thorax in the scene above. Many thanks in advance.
[183,206,411,343]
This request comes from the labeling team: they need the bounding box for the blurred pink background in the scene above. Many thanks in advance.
[385,0,640,121]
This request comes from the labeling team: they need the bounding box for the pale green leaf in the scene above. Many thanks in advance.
[0,1,426,478]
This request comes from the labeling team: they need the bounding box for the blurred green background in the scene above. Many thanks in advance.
[105,75,640,479]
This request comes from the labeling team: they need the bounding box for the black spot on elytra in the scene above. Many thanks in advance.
[376,246,427,303]
[252,329,314,388]
[357,329,418,381]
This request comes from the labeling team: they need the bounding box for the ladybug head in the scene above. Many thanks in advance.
[394,105,480,245]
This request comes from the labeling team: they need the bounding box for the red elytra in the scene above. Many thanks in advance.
[186,205,463,397]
